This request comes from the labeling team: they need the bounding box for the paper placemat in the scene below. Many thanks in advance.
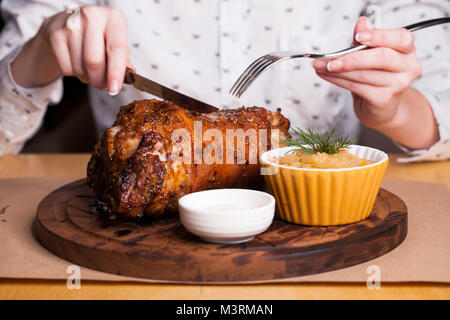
[0,178,448,284]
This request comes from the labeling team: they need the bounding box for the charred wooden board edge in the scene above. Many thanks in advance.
[34,179,408,283]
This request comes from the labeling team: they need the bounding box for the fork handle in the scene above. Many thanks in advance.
[404,17,450,32]
[316,17,450,60]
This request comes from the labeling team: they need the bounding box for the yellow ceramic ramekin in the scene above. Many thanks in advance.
[260,145,389,226]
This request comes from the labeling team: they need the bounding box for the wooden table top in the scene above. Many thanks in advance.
[0,153,449,300]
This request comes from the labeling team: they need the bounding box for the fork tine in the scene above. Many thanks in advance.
[235,57,277,98]
[229,56,269,95]
[231,57,274,97]
[229,56,270,96]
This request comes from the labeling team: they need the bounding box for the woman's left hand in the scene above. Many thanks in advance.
[313,17,422,130]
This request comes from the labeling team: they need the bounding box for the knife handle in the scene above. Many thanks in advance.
[124,67,135,85]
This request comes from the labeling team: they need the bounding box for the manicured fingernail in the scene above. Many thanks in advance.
[108,80,119,96]
[327,60,343,72]
[356,32,372,42]
[312,59,328,70]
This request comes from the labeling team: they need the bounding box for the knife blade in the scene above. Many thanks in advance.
[124,68,219,113]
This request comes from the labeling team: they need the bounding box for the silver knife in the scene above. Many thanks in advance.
[124,68,219,113]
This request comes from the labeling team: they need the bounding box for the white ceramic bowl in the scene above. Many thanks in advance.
[178,189,275,244]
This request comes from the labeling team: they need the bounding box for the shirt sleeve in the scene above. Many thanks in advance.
[0,0,93,155]
[362,0,450,162]
[0,45,62,155]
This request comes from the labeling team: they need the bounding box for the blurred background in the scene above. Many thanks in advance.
[0,2,400,154]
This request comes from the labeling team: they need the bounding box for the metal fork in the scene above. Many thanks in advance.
[229,17,450,98]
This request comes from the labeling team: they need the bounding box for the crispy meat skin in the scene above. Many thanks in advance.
[87,99,290,218]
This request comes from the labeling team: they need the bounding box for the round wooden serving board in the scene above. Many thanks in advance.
[35,179,407,283]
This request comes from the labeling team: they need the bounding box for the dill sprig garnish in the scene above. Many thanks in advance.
[281,127,355,155]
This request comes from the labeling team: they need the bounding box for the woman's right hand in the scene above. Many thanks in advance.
[11,6,134,95]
